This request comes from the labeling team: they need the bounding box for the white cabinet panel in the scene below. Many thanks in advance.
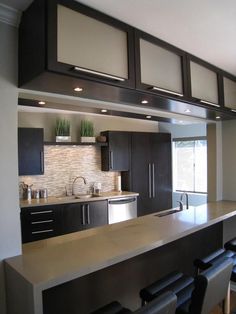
[57,5,128,79]
[224,77,236,109]
[140,38,183,95]
[190,61,218,106]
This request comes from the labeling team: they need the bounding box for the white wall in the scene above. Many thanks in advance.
[159,122,207,207]
[0,22,22,314]
[222,120,236,200]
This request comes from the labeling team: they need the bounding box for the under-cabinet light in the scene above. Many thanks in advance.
[146,115,152,119]
[216,116,221,119]
[101,109,108,113]
[231,109,236,113]
[38,101,46,105]
[200,100,220,107]
[74,87,83,92]
[184,109,191,113]
[141,100,148,104]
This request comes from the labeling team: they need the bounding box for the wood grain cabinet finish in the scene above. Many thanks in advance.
[101,131,130,171]
[18,128,44,176]
[62,200,108,235]
[122,132,172,217]
[21,205,62,243]
[19,0,135,89]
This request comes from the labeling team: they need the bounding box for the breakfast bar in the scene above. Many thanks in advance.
[5,201,236,314]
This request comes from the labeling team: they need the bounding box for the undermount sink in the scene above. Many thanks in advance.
[56,194,100,201]
[155,209,181,217]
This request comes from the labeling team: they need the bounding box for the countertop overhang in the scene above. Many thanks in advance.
[6,201,236,292]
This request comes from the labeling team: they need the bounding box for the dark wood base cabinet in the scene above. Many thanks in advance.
[122,132,172,216]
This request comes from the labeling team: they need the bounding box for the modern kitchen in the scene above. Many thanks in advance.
[1,1,236,314]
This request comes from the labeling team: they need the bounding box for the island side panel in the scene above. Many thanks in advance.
[5,263,43,314]
[43,222,222,314]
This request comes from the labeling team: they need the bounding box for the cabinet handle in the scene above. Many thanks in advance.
[148,163,152,198]
[200,99,220,107]
[30,210,53,215]
[151,86,183,97]
[86,204,90,224]
[40,151,44,173]
[73,66,125,82]
[110,151,114,169]
[31,220,53,224]
[152,163,155,198]
[82,205,86,225]
[31,229,53,235]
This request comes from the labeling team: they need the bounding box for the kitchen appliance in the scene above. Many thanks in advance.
[108,197,137,224]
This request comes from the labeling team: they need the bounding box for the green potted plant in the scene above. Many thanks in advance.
[55,119,71,142]
[80,120,95,143]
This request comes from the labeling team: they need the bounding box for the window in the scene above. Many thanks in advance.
[173,138,207,193]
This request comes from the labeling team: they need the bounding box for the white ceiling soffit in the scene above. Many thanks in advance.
[18,89,208,125]
[0,3,21,26]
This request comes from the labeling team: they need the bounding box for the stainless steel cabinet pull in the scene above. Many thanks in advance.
[73,66,125,82]
[30,210,53,215]
[151,86,183,97]
[40,151,44,173]
[152,163,155,198]
[31,220,53,225]
[148,163,152,198]
[82,205,86,225]
[32,229,53,235]
[86,204,90,224]
[110,151,114,169]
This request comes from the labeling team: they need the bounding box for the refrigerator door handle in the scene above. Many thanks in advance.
[152,163,155,198]
[148,163,152,198]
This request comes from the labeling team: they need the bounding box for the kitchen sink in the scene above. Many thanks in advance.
[155,209,181,217]
[56,194,100,201]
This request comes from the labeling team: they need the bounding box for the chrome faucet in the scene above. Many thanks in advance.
[177,200,184,211]
[180,192,189,210]
[72,176,87,195]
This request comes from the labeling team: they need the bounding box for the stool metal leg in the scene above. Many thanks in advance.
[223,283,230,314]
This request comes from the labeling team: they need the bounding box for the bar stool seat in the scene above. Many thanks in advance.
[140,258,233,314]
[225,237,236,252]
[91,291,177,314]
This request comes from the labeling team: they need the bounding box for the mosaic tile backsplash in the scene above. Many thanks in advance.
[19,146,119,197]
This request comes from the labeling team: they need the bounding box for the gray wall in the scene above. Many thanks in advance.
[159,122,207,207]
[0,22,21,314]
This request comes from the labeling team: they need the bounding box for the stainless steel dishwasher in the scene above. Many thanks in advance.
[108,197,137,224]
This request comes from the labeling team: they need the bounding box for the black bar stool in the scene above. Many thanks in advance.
[91,291,177,314]
[140,258,233,314]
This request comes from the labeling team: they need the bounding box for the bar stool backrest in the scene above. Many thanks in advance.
[134,291,176,314]
[189,258,233,314]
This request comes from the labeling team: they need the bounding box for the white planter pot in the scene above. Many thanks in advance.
[56,136,71,142]
[80,136,96,143]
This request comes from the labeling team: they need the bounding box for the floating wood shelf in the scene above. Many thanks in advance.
[44,142,108,146]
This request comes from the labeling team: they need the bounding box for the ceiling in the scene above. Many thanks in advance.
[1,0,236,76]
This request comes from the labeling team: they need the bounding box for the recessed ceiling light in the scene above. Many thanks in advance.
[216,116,221,119]
[141,100,148,104]
[38,101,46,105]
[101,109,107,113]
[184,109,191,113]
[74,87,83,92]
[146,115,152,119]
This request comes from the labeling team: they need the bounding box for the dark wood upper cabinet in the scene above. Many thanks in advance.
[222,75,236,111]
[101,131,130,171]
[135,30,187,100]
[18,128,44,176]
[186,55,221,110]
[19,0,135,90]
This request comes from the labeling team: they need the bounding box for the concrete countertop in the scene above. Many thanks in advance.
[20,191,139,208]
[5,201,236,314]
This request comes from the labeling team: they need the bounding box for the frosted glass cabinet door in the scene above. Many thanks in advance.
[224,77,236,110]
[190,61,219,106]
[57,5,128,81]
[139,38,183,96]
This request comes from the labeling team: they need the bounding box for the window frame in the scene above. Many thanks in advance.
[172,136,207,195]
